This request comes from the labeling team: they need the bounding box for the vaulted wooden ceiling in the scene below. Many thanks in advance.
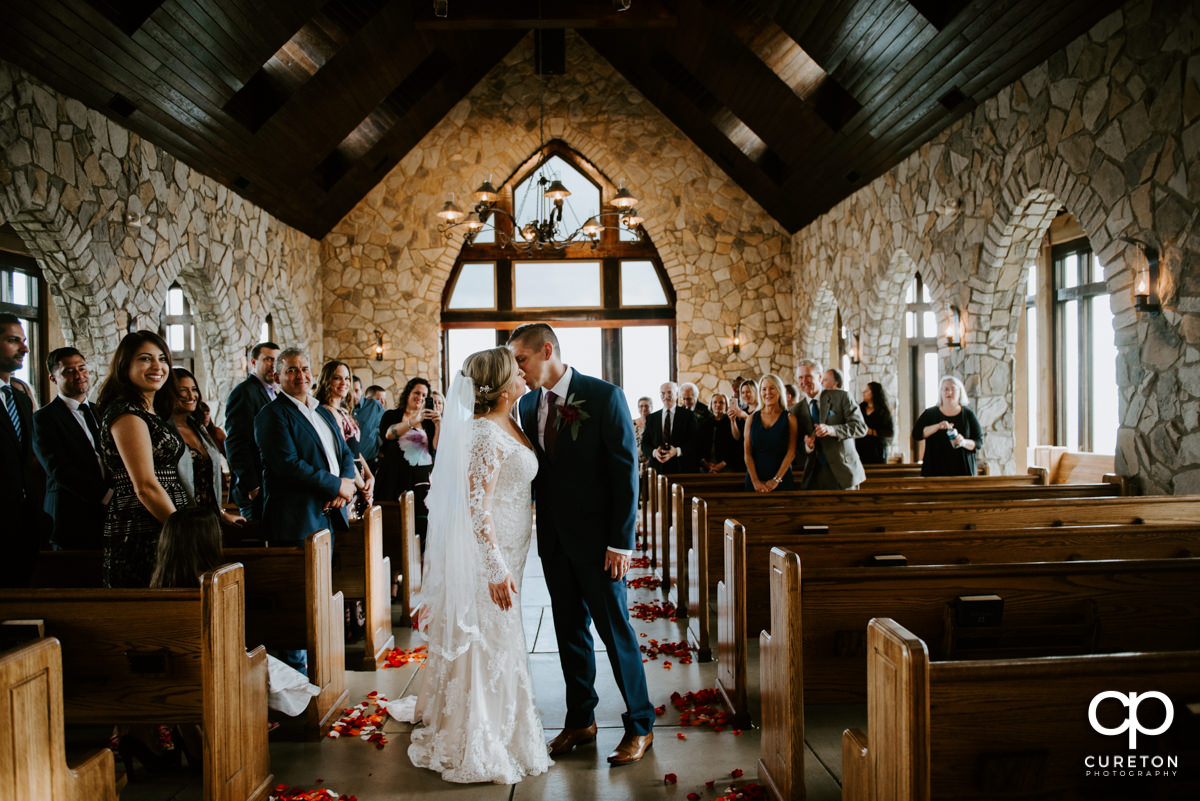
[0,0,1123,239]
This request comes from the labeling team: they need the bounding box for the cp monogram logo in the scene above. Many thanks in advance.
[1088,691,1174,748]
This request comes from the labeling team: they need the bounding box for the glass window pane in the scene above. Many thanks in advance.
[514,261,601,308]
[445,329,498,384]
[620,326,670,416]
[920,280,930,303]
[1026,263,1037,299]
[1026,305,1038,449]
[1064,300,1079,450]
[514,155,600,240]
[447,263,497,309]
[1062,253,1079,289]
[619,225,640,243]
[1090,294,1117,454]
[11,273,33,307]
[554,327,604,382]
[905,278,916,304]
[261,320,271,342]
[620,261,668,306]
[167,286,185,316]
[923,351,939,410]
[922,311,936,339]
[473,219,496,245]
[905,311,915,339]
[167,324,185,352]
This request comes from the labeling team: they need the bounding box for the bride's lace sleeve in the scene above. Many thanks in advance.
[469,424,510,583]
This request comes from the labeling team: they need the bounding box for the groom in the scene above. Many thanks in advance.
[509,323,655,765]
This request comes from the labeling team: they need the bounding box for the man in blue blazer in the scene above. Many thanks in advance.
[509,323,655,766]
[225,341,279,521]
[32,347,109,550]
[254,348,356,544]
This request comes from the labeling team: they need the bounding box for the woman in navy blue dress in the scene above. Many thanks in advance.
[743,375,799,492]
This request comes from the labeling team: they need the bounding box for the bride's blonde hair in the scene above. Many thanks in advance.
[462,347,518,414]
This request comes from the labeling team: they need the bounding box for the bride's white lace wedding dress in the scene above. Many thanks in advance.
[406,417,551,784]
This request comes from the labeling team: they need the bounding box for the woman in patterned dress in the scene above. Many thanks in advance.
[95,331,191,588]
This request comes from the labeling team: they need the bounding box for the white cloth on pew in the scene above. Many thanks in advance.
[266,654,320,717]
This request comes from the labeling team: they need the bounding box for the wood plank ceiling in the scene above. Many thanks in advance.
[0,0,1123,239]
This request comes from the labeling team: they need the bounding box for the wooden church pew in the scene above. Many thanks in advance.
[755,550,1200,801]
[0,637,117,801]
[840,618,1200,801]
[0,564,274,801]
[26,533,348,737]
[686,486,1147,659]
[379,491,422,627]
[334,505,395,670]
[722,517,1200,723]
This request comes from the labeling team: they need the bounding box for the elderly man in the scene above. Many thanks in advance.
[641,380,698,474]
[790,359,867,490]
[254,348,356,543]
[32,347,109,550]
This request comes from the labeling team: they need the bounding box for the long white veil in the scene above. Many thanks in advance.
[413,370,482,662]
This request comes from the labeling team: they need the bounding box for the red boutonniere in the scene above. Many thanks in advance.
[555,393,590,440]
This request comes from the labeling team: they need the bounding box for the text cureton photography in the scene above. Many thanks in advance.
[1084,690,1182,780]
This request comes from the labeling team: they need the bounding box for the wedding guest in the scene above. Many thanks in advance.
[170,368,242,527]
[633,395,653,467]
[678,382,710,424]
[33,347,109,550]
[792,359,867,490]
[821,368,843,390]
[430,390,445,415]
[729,379,759,441]
[150,506,223,589]
[224,341,279,521]
[744,375,798,492]
[352,378,385,467]
[0,314,45,584]
[195,401,225,456]
[855,381,895,465]
[314,361,374,508]
[699,392,744,473]
[785,383,800,408]
[96,331,190,588]
[377,377,440,547]
[641,381,698,474]
[729,376,747,409]
[913,376,982,476]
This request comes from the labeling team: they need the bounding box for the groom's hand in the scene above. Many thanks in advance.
[605,550,631,580]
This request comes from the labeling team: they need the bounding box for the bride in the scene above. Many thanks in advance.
[402,346,551,784]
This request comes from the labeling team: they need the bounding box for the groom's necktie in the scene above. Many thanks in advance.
[662,408,671,446]
[543,390,559,456]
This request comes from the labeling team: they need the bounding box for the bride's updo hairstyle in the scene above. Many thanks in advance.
[462,347,518,414]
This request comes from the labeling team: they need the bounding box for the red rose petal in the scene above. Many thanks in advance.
[731,768,744,778]
[664,773,678,785]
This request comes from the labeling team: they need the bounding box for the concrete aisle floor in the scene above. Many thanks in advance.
[89,540,845,801]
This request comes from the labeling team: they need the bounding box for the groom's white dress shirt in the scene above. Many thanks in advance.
[537,366,631,558]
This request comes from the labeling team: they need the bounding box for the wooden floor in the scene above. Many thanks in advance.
[66,543,847,800]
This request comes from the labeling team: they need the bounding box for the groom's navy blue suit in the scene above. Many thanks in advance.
[519,369,655,737]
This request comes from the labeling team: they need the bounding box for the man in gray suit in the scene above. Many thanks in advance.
[790,359,867,490]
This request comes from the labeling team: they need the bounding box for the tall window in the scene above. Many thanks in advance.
[160,282,195,372]
[261,313,274,344]
[905,273,939,414]
[1052,239,1116,453]
[442,144,674,414]
[1024,261,1039,452]
[0,252,47,401]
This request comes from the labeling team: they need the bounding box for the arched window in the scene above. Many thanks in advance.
[160,281,195,372]
[904,272,938,416]
[0,250,47,401]
[442,144,675,414]
[261,313,274,344]
[1020,210,1118,455]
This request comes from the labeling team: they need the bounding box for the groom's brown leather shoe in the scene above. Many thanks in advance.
[606,731,653,765]
[547,723,597,756]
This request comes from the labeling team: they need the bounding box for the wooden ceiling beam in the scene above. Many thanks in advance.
[411,0,677,30]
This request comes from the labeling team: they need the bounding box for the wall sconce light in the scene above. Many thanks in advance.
[944,306,963,350]
[731,324,741,355]
[373,330,384,361]
[848,332,861,365]
[1125,238,1161,315]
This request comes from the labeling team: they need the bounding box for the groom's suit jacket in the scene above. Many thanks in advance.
[519,370,639,567]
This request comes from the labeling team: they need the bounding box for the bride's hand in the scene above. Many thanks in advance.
[489,574,517,611]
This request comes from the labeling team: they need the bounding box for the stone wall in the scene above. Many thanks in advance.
[321,31,793,398]
[790,0,1200,491]
[0,61,323,414]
